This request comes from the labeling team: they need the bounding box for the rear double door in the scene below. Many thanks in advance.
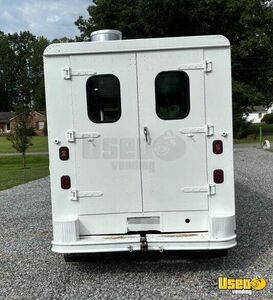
[70,49,208,216]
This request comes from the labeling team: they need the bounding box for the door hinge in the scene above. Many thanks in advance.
[63,67,72,80]
[205,60,212,73]
[70,190,104,201]
[178,60,212,73]
[181,184,216,196]
[70,190,78,201]
[179,124,214,136]
[66,130,101,143]
[63,67,97,80]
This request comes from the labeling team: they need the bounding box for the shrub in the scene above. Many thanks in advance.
[233,113,250,139]
[248,123,273,135]
[261,113,273,124]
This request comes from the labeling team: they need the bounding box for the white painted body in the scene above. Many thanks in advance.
[44,35,236,253]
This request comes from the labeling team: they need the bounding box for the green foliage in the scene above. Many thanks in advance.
[75,0,201,40]
[0,31,49,111]
[51,37,75,43]
[248,123,273,135]
[0,31,16,110]
[33,78,46,111]
[43,121,48,136]
[233,114,250,139]
[261,113,273,124]
[7,105,34,168]
[75,0,273,137]
[232,80,265,138]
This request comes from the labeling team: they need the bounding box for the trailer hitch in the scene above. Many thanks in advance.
[140,234,148,251]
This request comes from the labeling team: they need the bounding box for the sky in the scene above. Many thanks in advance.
[0,0,92,40]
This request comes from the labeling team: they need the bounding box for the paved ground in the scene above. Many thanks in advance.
[1,145,273,300]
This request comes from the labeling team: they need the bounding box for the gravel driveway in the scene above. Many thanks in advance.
[1,145,273,300]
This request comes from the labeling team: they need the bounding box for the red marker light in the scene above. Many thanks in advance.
[214,169,224,184]
[61,176,71,189]
[213,140,223,154]
[59,147,69,160]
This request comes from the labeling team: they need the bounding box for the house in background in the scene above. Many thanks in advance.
[246,105,273,123]
[0,112,16,134]
[0,111,46,136]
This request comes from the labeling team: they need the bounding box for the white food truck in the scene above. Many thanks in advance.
[44,30,236,259]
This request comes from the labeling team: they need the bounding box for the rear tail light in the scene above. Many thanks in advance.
[213,140,223,154]
[59,147,69,160]
[214,169,224,184]
[61,176,71,189]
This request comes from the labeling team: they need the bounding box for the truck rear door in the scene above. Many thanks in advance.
[69,53,143,215]
[136,50,209,212]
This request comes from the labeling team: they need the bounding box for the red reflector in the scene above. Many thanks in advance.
[214,169,224,184]
[59,147,69,160]
[61,176,71,189]
[213,140,223,154]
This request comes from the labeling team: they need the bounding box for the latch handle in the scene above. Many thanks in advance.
[143,126,150,144]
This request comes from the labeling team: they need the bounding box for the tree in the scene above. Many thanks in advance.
[0,32,17,111]
[0,31,49,111]
[51,37,75,43]
[31,35,50,111]
[7,105,33,168]
[75,0,273,137]
[261,113,273,124]
[8,32,49,109]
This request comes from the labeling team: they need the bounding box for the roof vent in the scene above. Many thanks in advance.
[90,30,122,42]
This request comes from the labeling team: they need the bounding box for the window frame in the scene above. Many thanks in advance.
[86,74,122,124]
[155,70,190,121]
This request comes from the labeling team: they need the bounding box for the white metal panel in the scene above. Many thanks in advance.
[79,211,209,235]
[44,56,78,221]
[44,35,230,57]
[136,49,209,213]
[204,48,235,217]
[45,35,236,251]
[70,52,143,215]
[79,214,128,235]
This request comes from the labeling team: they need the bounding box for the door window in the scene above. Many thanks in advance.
[155,71,190,120]
[86,75,121,123]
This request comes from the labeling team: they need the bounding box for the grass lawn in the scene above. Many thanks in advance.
[0,136,48,153]
[234,135,273,144]
[0,155,49,191]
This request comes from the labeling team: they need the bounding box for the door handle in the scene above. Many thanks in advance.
[144,126,150,144]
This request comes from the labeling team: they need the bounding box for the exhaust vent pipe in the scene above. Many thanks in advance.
[90,29,122,42]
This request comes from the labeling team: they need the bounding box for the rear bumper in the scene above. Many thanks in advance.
[52,232,236,254]
[52,214,236,253]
